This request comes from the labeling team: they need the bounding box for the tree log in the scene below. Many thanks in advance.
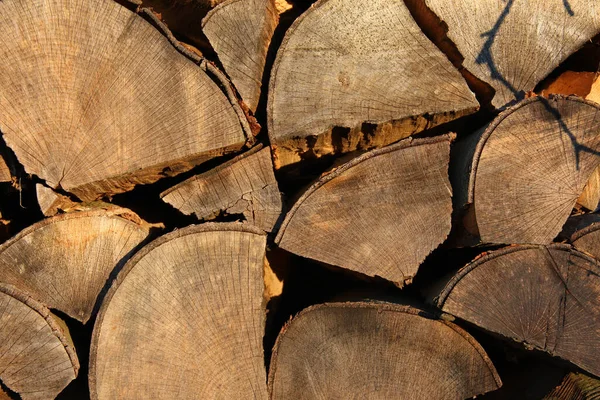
[161,145,282,231]
[268,302,501,399]
[0,0,250,202]
[569,216,600,260]
[90,223,267,399]
[435,244,600,377]
[275,135,453,286]
[467,95,600,244]
[0,208,148,323]
[423,0,600,108]
[545,372,600,400]
[0,283,79,400]
[203,0,278,111]
[267,0,477,168]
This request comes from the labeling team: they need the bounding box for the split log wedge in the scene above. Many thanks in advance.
[90,223,268,400]
[434,244,600,377]
[268,302,501,399]
[267,0,477,168]
[203,0,278,111]
[545,372,600,400]
[569,218,600,260]
[0,0,249,201]
[423,0,600,108]
[275,135,453,286]
[0,283,79,400]
[161,146,282,231]
[467,96,600,244]
[0,208,148,323]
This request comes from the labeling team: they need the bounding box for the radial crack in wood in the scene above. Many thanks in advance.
[203,0,278,112]
[275,135,453,286]
[424,0,600,108]
[544,372,600,400]
[90,223,268,400]
[0,283,79,400]
[468,96,600,244]
[267,0,477,168]
[435,244,600,378]
[161,145,282,231]
[0,0,248,202]
[0,208,149,323]
[268,302,501,399]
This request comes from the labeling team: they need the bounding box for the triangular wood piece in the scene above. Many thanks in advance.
[424,0,600,108]
[267,0,477,168]
[0,283,79,400]
[35,184,77,217]
[468,96,600,244]
[161,146,282,231]
[0,208,149,323]
[0,0,249,201]
[569,217,600,260]
[544,372,600,400]
[90,223,268,400]
[435,244,600,377]
[275,135,453,286]
[203,0,278,111]
[268,302,501,399]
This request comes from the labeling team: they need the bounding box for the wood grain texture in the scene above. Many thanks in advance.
[0,0,248,201]
[424,0,600,108]
[436,244,600,377]
[469,96,600,244]
[275,135,453,285]
[161,146,282,231]
[268,302,501,400]
[545,373,600,400]
[0,283,79,400]
[570,218,600,260]
[267,0,477,167]
[0,208,148,323]
[90,223,268,400]
[203,0,278,111]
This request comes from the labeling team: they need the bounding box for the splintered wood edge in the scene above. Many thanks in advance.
[136,7,254,143]
[434,243,596,308]
[467,95,600,204]
[160,144,266,198]
[88,222,267,398]
[0,283,80,376]
[267,301,502,395]
[0,208,147,257]
[274,134,455,244]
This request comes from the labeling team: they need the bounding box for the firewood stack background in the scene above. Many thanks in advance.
[0,0,600,398]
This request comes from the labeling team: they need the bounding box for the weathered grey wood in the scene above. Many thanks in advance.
[424,0,600,108]
[161,146,282,231]
[268,302,501,399]
[0,283,79,400]
[0,208,148,323]
[90,223,268,400]
[0,0,249,202]
[276,135,453,286]
[545,373,600,400]
[267,0,477,168]
[203,0,278,111]
[435,244,600,377]
[468,96,600,244]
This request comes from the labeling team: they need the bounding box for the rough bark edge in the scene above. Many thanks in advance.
[88,222,266,400]
[467,95,600,204]
[160,144,266,198]
[274,134,455,244]
[570,221,600,244]
[266,301,502,397]
[434,243,596,308]
[0,283,80,378]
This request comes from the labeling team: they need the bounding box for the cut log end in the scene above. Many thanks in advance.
[90,223,268,400]
[268,302,501,399]
[276,135,454,285]
[544,372,600,400]
[0,283,79,400]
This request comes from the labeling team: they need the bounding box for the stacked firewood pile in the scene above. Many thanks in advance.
[0,0,599,398]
